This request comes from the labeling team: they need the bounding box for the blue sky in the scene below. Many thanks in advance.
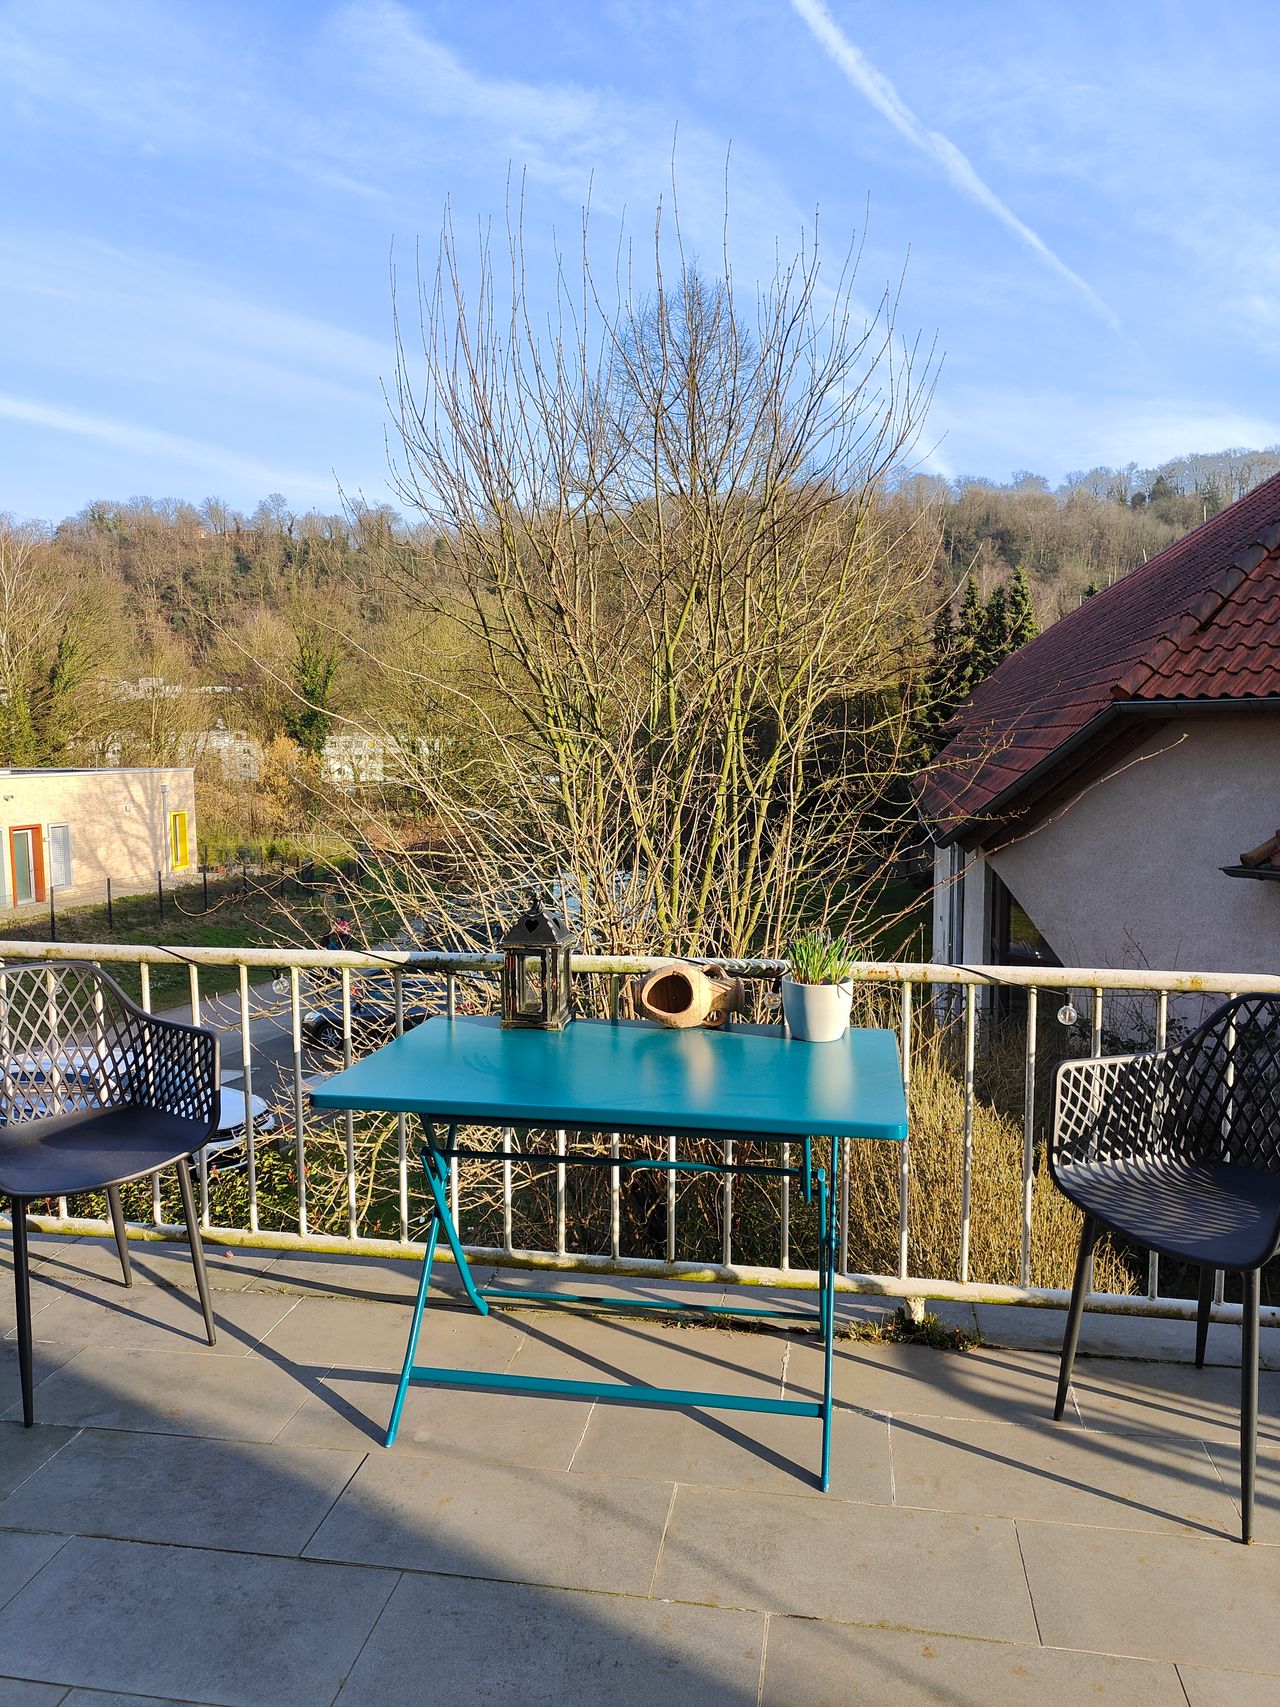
[3,0,1278,525]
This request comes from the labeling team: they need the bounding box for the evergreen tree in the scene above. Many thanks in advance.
[281,628,340,757]
[920,597,957,754]
[953,577,985,704]
[980,584,1008,674]
[1002,567,1038,650]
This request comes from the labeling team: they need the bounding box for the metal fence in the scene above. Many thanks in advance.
[3,940,1277,1327]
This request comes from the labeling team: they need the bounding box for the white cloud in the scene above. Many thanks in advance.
[0,234,390,411]
[0,393,335,497]
[788,0,1119,331]
[931,383,1280,485]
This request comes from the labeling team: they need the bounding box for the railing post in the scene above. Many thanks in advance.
[960,981,976,1285]
[1020,987,1038,1289]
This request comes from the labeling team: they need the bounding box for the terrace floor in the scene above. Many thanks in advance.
[2,1239,1280,1706]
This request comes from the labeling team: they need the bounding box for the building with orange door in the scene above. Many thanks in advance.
[0,767,196,908]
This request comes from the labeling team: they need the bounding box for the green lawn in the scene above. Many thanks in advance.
[0,874,403,1008]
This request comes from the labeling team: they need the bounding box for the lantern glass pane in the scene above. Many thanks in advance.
[518,956,545,1017]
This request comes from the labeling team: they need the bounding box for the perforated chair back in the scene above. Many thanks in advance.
[0,961,215,1131]
[1164,995,1280,1174]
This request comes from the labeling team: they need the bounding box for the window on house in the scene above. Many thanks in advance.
[169,810,190,872]
[48,824,72,889]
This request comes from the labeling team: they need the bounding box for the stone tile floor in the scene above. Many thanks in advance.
[0,1235,1278,1705]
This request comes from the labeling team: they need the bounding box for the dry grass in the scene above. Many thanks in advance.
[845,1030,1134,1292]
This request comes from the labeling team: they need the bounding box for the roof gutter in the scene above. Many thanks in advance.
[930,695,1280,849]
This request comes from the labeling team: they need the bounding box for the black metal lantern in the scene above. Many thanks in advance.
[500,899,575,1030]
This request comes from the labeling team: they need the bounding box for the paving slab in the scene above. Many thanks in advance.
[24,1239,272,1294]
[334,1570,764,1707]
[570,1395,892,1501]
[274,1370,596,1466]
[1019,1519,1280,1670]
[505,1310,788,1395]
[0,1422,79,1500]
[0,1343,86,1422]
[974,1302,1280,1367]
[305,1449,673,1594]
[760,1617,1187,1706]
[0,1270,66,1337]
[0,1537,396,1707]
[253,1292,521,1370]
[61,1695,220,1707]
[890,1414,1238,1536]
[16,1285,297,1357]
[720,1284,893,1333]
[12,1345,312,1441]
[1,1429,364,1556]
[1069,1358,1280,1444]
[653,1486,1039,1641]
[0,1681,67,1705]
[1178,1663,1280,1706]
[488,1266,729,1313]
[248,1250,485,1303]
[1201,1437,1280,1543]
[789,1339,1083,1426]
[0,1531,66,1615]
[5,1233,111,1278]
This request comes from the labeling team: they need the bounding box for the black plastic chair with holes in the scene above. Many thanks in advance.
[0,961,220,1424]
[1050,993,1280,1542]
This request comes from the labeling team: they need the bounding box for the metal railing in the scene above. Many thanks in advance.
[3,940,1276,1326]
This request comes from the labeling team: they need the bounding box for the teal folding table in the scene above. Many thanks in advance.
[310,1014,907,1490]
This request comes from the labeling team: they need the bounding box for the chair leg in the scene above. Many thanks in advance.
[10,1197,34,1427]
[1241,1266,1260,1545]
[1055,1214,1101,1421]
[175,1159,216,1348]
[106,1186,132,1288]
[1195,1264,1215,1368]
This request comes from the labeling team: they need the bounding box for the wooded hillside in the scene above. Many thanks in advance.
[3,440,1275,859]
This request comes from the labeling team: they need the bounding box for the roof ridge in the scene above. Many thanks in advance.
[1110,525,1280,701]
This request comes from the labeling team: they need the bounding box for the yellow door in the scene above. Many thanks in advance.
[169,810,190,871]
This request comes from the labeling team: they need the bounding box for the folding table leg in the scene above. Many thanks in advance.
[818,1162,835,1492]
[385,1208,441,1448]
[419,1125,489,1319]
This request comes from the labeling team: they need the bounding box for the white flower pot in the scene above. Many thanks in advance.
[781,977,853,1043]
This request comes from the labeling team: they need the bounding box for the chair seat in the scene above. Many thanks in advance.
[0,1106,208,1197]
[1056,1157,1280,1271]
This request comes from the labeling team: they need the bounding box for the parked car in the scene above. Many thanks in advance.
[0,1050,275,1175]
[302,974,437,1055]
[200,1086,278,1174]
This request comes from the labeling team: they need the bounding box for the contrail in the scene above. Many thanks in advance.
[789,0,1119,330]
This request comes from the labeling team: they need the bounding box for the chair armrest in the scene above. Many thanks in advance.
[131,1011,220,1137]
[1051,1048,1175,1172]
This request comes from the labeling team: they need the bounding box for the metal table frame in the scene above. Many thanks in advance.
[311,1014,908,1494]
[391,1116,843,1487]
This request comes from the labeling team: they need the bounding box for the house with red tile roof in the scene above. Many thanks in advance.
[919,473,1280,974]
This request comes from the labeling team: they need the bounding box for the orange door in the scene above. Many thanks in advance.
[9,825,45,904]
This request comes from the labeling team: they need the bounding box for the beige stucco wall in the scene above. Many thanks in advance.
[0,767,197,906]
[987,713,1280,974]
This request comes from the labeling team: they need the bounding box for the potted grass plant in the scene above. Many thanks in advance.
[782,929,857,1042]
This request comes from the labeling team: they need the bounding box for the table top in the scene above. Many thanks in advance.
[310,1015,907,1141]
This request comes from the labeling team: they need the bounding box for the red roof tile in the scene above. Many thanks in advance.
[921,473,1280,840]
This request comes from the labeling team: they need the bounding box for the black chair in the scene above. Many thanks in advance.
[1050,993,1280,1542]
[0,961,220,1425]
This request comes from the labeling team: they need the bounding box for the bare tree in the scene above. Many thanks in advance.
[376,195,938,959]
